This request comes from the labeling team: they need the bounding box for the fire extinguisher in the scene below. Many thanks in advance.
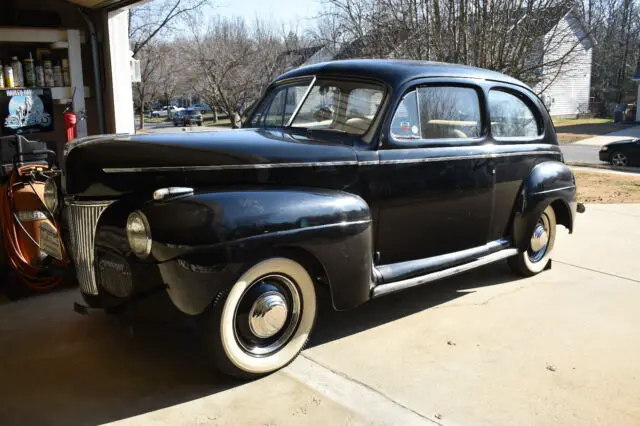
[63,100,77,142]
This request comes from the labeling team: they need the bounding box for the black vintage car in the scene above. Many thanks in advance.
[599,138,640,167]
[52,60,578,379]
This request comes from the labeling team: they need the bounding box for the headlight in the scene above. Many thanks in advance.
[126,210,152,258]
[43,179,59,213]
[601,146,608,151]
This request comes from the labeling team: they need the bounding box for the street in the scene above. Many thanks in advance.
[1,203,639,425]
[135,121,230,133]
[559,144,603,164]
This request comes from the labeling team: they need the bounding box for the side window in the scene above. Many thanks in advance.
[489,90,540,138]
[390,86,481,140]
[390,91,421,139]
[417,86,481,139]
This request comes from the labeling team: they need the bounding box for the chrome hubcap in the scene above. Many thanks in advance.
[528,214,551,263]
[248,292,289,338]
[234,274,301,356]
[530,223,549,252]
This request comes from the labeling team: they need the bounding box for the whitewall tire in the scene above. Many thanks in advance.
[203,257,317,379]
[508,205,556,277]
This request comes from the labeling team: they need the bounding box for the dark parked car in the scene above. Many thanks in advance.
[56,60,578,379]
[599,139,640,167]
[173,109,203,126]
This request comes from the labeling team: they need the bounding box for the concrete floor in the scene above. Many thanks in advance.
[1,204,639,425]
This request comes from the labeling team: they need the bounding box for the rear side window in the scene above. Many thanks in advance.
[489,90,540,138]
[391,86,481,140]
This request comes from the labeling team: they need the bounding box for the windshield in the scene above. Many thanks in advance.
[248,78,385,136]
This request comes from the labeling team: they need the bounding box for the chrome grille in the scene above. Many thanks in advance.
[66,201,113,295]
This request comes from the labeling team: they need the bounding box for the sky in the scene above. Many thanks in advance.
[211,0,321,30]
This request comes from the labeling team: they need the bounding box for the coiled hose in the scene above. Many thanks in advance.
[0,167,69,291]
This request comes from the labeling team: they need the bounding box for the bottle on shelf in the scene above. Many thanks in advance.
[0,60,4,89]
[43,59,54,87]
[53,61,63,87]
[4,65,14,88]
[62,58,71,86]
[36,61,45,87]
[11,56,24,87]
[24,53,36,88]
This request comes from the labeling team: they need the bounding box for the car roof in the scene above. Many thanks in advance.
[275,59,530,91]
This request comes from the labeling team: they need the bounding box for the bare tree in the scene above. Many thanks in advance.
[132,42,164,128]
[185,17,288,119]
[315,0,591,89]
[129,0,211,128]
[129,0,211,56]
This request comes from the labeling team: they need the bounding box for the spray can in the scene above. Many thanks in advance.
[43,59,54,87]
[24,53,36,88]
[0,61,4,89]
[4,65,14,88]
[35,62,45,87]
[62,58,70,86]
[11,56,23,87]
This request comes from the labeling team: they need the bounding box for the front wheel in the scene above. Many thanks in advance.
[508,205,556,277]
[610,152,628,167]
[202,257,317,379]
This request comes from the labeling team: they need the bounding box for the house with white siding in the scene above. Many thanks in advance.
[531,9,595,118]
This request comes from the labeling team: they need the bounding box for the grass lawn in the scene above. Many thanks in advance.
[202,118,232,127]
[144,116,168,123]
[553,118,634,144]
[574,170,640,203]
[552,117,613,127]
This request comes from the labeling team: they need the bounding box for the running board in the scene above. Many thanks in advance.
[371,248,519,298]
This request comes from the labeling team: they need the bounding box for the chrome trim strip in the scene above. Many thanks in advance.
[102,150,560,173]
[377,150,560,166]
[371,248,519,298]
[103,160,360,173]
[66,200,114,295]
[532,185,576,195]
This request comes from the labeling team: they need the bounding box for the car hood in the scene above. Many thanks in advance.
[602,138,637,148]
[63,129,360,197]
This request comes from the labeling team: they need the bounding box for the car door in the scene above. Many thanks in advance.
[632,140,640,165]
[370,82,494,265]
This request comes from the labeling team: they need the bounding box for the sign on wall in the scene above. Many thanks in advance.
[1,88,54,135]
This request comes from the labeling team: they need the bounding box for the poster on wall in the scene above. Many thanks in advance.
[1,88,54,135]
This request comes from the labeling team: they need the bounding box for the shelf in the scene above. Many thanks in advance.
[0,86,91,100]
[0,27,85,44]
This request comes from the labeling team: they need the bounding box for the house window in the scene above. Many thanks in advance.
[489,90,540,138]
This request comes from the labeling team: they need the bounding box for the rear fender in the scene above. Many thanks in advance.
[142,188,373,313]
[512,161,577,251]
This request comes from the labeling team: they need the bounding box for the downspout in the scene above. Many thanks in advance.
[77,8,105,134]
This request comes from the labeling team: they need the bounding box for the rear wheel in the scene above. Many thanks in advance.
[508,205,556,277]
[202,257,317,379]
[610,152,628,167]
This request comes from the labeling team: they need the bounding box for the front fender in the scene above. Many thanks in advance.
[142,188,373,313]
[512,161,577,251]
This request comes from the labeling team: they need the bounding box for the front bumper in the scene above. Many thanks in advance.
[599,149,610,162]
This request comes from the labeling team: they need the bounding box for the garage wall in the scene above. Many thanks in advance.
[1,1,101,161]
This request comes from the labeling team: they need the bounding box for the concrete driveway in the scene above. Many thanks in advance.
[1,204,639,425]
